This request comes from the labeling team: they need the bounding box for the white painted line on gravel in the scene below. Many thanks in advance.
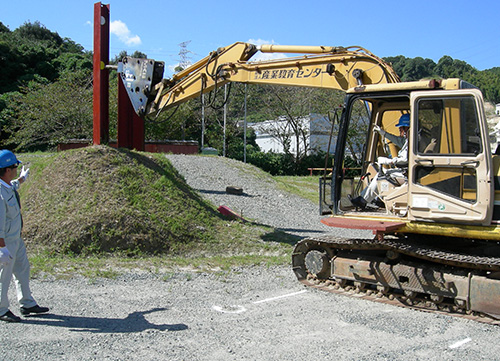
[212,290,308,313]
[449,338,472,349]
[212,305,247,314]
[252,290,308,304]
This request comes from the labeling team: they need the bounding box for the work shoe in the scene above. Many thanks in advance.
[374,197,385,208]
[350,196,367,209]
[20,305,49,315]
[0,310,21,322]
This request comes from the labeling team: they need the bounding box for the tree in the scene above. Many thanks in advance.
[263,88,309,160]
[110,50,147,65]
[15,21,63,45]
[256,85,343,167]
[384,56,436,81]
[0,21,88,94]
[435,55,477,80]
[0,22,10,33]
[475,67,500,104]
[1,70,93,151]
[52,52,92,73]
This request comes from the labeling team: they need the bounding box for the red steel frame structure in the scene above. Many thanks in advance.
[92,2,109,145]
[93,2,144,150]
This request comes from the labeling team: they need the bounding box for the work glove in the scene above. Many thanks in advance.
[377,156,394,166]
[0,247,12,266]
[373,124,386,136]
[20,166,29,182]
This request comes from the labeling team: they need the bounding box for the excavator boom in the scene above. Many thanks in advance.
[118,42,399,117]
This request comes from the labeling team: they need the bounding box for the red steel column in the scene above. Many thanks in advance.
[117,77,131,148]
[131,111,145,151]
[93,2,110,145]
[117,77,145,151]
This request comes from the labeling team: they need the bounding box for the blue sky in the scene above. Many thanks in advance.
[3,0,499,77]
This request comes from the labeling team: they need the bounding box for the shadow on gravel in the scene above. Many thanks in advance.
[196,189,255,197]
[21,307,188,333]
[261,230,302,245]
[260,228,330,246]
[278,228,327,235]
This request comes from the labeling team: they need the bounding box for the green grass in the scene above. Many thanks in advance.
[28,251,292,279]
[273,175,320,204]
[14,146,306,278]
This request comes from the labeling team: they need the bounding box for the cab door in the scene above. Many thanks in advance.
[407,89,493,225]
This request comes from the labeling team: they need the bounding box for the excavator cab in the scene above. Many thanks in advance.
[323,80,493,228]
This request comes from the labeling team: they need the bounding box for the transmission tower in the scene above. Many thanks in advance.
[178,40,193,70]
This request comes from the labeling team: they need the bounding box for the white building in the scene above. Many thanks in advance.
[496,104,500,115]
[248,113,335,155]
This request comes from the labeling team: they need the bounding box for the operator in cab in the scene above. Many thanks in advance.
[350,113,410,209]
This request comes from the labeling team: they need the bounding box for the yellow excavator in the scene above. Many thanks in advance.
[119,42,500,323]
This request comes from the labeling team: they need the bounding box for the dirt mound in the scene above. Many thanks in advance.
[20,146,220,255]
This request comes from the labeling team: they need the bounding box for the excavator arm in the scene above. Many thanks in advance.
[118,42,400,117]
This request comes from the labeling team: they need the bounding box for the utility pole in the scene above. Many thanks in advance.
[201,93,205,150]
[244,84,247,163]
[223,84,227,157]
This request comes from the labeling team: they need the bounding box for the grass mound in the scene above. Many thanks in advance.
[19,146,277,256]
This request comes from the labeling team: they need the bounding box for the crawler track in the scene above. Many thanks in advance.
[299,277,500,325]
[292,235,500,325]
[294,235,500,271]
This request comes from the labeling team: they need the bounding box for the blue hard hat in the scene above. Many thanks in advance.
[396,114,410,127]
[0,150,21,168]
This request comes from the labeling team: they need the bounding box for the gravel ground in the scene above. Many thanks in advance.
[165,154,371,239]
[2,154,500,360]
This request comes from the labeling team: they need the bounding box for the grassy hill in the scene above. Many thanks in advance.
[16,146,293,270]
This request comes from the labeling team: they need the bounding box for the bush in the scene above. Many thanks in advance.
[237,148,332,176]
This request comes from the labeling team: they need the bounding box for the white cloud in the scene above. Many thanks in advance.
[247,38,275,46]
[247,38,288,61]
[110,20,142,46]
[252,52,288,62]
[167,63,180,76]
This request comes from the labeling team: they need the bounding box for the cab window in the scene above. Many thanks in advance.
[415,96,482,155]
[414,95,481,203]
